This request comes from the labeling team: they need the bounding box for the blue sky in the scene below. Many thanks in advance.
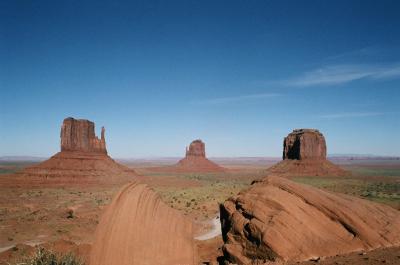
[1,0,400,157]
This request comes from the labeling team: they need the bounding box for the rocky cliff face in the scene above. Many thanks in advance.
[60,117,107,154]
[185,139,206,157]
[220,176,400,264]
[90,182,198,265]
[283,129,326,160]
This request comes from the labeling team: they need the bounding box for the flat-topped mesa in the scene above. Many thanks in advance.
[60,117,107,154]
[185,139,206,157]
[283,129,326,160]
[268,129,347,177]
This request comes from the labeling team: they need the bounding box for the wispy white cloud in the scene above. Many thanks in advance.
[193,93,281,105]
[318,112,385,119]
[372,66,400,79]
[323,47,379,61]
[274,63,400,87]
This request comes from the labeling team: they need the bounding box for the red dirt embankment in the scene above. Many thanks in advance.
[90,182,198,265]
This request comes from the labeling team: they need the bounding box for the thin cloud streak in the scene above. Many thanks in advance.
[318,112,385,119]
[193,93,281,105]
[274,63,400,87]
[323,46,379,61]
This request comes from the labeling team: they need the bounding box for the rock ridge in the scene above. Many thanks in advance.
[220,176,400,264]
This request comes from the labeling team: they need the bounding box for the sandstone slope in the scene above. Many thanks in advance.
[220,176,400,264]
[14,151,136,185]
[90,182,198,265]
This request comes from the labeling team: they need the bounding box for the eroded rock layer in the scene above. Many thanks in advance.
[267,159,347,177]
[14,151,136,185]
[90,182,198,265]
[220,176,400,264]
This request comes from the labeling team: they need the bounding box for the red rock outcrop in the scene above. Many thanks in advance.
[268,129,347,177]
[283,129,326,160]
[220,176,400,264]
[9,117,136,185]
[61,117,107,154]
[175,140,225,172]
[90,182,198,265]
[186,139,206,157]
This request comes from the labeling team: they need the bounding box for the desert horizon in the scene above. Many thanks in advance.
[0,117,399,265]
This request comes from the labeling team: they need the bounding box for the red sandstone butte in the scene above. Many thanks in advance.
[8,117,136,186]
[283,129,326,160]
[185,139,206,157]
[268,129,347,177]
[90,182,198,265]
[175,139,225,172]
[220,176,400,264]
[61,117,107,154]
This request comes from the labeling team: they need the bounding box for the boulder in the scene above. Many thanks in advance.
[220,176,400,264]
[90,182,198,265]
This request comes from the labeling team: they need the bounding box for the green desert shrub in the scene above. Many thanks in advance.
[15,247,84,265]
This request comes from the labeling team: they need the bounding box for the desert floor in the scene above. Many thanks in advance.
[0,158,399,264]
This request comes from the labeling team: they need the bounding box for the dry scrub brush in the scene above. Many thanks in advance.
[11,247,84,265]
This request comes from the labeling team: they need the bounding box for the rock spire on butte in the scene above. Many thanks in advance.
[175,139,225,172]
[268,129,347,177]
[185,139,206,157]
[60,117,107,154]
[9,117,136,186]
